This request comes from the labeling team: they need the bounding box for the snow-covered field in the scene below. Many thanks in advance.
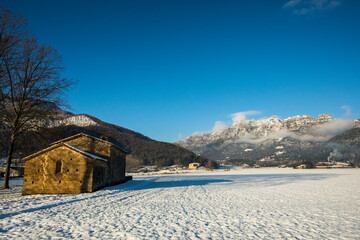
[1,168,360,239]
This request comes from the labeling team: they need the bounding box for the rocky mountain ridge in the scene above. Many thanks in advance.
[176,114,360,163]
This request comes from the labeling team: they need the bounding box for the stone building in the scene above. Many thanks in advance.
[0,167,24,178]
[22,133,128,195]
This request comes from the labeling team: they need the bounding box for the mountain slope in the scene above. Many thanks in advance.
[0,113,212,169]
[328,128,360,146]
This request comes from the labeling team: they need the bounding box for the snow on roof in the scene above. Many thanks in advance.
[51,133,128,153]
[62,143,108,162]
[23,142,108,162]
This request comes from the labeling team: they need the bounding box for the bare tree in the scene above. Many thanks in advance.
[0,8,25,103]
[1,10,74,189]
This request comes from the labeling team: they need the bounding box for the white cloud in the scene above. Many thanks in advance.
[283,0,341,14]
[188,110,261,137]
[212,121,228,134]
[314,118,354,138]
[312,0,341,9]
[341,105,352,117]
[190,131,205,137]
[178,133,183,140]
[230,111,261,125]
[189,121,228,137]
[284,0,301,8]
[327,148,342,162]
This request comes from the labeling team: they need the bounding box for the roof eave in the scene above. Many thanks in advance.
[50,133,128,154]
[23,142,108,163]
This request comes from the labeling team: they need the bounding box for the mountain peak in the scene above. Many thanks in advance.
[176,114,356,161]
[318,114,333,122]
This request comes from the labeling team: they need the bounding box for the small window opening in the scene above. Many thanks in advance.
[67,169,69,172]
[59,180,61,183]
[76,169,78,172]
[32,181,34,184]
[55,161,62,173]
[80,181,82,183]
[38,169,40,172]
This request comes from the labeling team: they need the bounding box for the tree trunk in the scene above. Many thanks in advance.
[2,133,16,189]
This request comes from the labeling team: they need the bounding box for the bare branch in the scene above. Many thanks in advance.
[0,8,75,189]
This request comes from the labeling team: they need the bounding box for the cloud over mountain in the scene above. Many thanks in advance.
[176,113,359,161]
[230,111,261,124]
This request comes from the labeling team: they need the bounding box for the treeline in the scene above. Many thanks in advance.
[225,158,314,168]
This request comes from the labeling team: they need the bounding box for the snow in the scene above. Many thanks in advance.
[63,143,108,162]
[23,142,109,162]
[51,133,128,154]
[1,169,360,239]
[244,148,253,152]
[52,115,98,127]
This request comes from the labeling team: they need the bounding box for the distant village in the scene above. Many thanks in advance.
[1,150,357,185]
[220,157,357,170]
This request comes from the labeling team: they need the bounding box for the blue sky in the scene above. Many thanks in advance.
[1,0,359,142]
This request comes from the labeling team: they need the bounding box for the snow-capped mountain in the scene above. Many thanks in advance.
[176,114,360,162]
[50,114,98,127]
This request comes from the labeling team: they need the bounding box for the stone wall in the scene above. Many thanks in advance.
[64,136,111,159]
[109,146,126,185]
[22,146,107,195]
[22,134,127,195]
[63,135,126,185]
[92,163,108,192]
